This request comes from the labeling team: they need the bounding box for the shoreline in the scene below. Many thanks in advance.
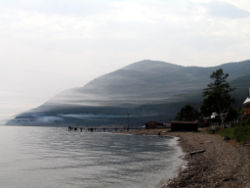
[118,129,250,188]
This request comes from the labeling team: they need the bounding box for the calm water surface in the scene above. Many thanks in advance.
[0,126,184,188]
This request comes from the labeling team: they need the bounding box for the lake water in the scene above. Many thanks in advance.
[0,126,184,188]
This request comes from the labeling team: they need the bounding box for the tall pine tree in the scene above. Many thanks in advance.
[201,69,235,125]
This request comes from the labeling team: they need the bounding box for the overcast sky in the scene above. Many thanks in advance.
[0,0,250,122]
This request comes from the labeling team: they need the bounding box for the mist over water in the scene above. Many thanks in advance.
[0,126,184,188]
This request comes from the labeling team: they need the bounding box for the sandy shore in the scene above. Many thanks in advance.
[119,129,250,188]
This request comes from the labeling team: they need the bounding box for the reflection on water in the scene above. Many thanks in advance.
[0,126,183,188]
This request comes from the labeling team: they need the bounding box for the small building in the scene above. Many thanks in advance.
[171,120,198,131]
[243,88,250,117]
[145,121,165,129]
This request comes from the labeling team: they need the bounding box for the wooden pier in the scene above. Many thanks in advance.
[67,126,142,132]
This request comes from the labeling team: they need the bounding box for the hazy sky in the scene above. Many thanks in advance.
[1,0,250,122]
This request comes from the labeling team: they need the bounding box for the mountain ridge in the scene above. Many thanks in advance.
[7,59,250,126]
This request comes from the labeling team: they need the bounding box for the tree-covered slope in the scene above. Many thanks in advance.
[7,60,250,126]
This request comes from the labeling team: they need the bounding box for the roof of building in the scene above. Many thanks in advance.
[171,120,198,125]
[244,97,250,104]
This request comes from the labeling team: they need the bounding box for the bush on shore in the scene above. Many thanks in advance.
[218,118,250,142]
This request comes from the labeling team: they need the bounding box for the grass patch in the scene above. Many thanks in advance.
[217,118,250,142]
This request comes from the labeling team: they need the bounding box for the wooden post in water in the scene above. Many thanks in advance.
[127,113,130,131]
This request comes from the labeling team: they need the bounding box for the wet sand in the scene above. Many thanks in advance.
[119,129,250,188]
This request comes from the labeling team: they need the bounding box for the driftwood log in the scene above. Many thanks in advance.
[244,141,250,146]
[190,149,206,156]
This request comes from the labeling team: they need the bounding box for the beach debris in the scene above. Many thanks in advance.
[190,149,206,156]
[244,141,250,146]
[223,177,236,182]
[223,136,231,141]
[205,141,213,143]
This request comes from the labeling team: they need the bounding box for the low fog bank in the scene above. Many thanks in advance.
[7,100,196,126]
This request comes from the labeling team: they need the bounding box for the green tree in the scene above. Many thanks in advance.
[175,104,199,121]
[201,69,235,125]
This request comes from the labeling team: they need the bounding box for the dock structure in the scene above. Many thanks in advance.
[67,126,141,132]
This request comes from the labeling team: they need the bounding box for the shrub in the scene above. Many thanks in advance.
[218,118,250,142]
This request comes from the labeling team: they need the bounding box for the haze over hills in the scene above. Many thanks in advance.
[7,60,250,126]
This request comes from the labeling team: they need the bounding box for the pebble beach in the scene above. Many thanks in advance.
[120,129,250,188]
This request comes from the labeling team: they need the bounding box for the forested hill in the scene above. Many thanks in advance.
[7,59,250,126]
